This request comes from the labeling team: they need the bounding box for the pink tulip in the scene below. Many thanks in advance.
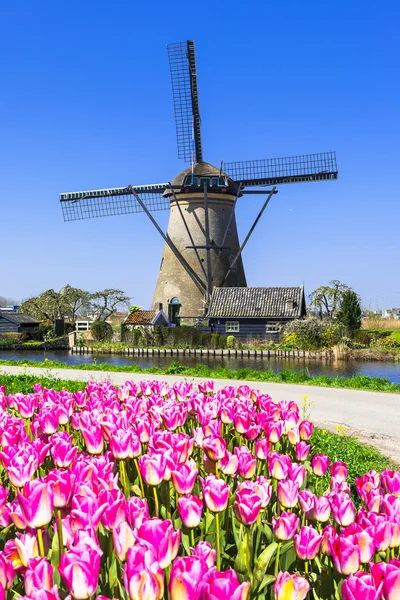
[331,461,348,482]
[98,488,126,530]
[24,557,53,595]
[171,462,198,495]
[191,541,216,568]
[268,452,291,480]
[178,495,203,528]
[138,454,166,486]
[289,463,306,488]
[219,451,238,476]
[233,488,262,525]
[314,496,331,522]
[108,429,140,460]
[277,480,299,508]
[330,535,361,575]
[311,454,330,476]
[50,438,77,468]
[137,518,180,569]
[203,436,226,461]
[5,451,38,488]
[169,556,208,600]
[299,420,313,441]
[70,494,106,532]
[295,441,311,462]
[265,421,284,444]
[60,547,100,599]
[330,492,355,527]
[199,568,250,600]
[342,573,382,600]
[255,438,270,460]
[298,489,316,520]
[124,545,164,600]
[81,424,104,455]
[344,525,375,563]
[235,448,257,479]
[201,475,229,512]
[45,470,75,508]
[0,552,14,589]
[381,470,400,496]
[18,479,54,528]
[274,571,310,600]
[253,476,272,507]
[126,496,149,530]
[272,511,300,540]
[321,525,337,555]
[294,525,322,560]
[113,521,135,561]
[13,532,40,568]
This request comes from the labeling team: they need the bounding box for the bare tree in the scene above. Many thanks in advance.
[309,280,350,321]
[88,289,131,321]
[0,296,17,307]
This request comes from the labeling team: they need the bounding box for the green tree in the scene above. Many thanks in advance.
[20,286,90,323]
[309,280,350,321]
[337,290,362,338]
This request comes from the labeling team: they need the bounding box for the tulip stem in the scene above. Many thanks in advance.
[215,463,219,479]
[153,487,159,518]
[57,509,64,556]
[133,458,145,498]
[215,512,221,571]
[120,460,129,498]
[274,542,281,576]
[190,528,195,548]
[305,559,309,575]
[37,527,45,558]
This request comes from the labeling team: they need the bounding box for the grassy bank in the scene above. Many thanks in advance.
[0,372,397,477]
[0,358,400,392]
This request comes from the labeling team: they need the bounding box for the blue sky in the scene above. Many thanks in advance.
[1,0,399,310]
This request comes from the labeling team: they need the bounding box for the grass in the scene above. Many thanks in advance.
[362,317,400,330]
[0,358,400,393]
[0,372,396,480]
[311,427,398,494]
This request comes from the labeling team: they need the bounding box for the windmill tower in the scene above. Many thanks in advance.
[60,41,338,323]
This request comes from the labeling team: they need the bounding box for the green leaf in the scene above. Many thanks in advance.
[131,485,142,497]
[231,511,240,549]
[259,574,276,593]
[280,546,296,571]
[181,532,191,556]
[234,532,252,583]
[252,542,278,588]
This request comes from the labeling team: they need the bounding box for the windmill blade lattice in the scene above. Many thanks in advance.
[167,41,202,163]
[224,152,338,187]
[60,184,169,222]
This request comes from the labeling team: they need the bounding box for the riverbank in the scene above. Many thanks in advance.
[1,357,400,392]
[1,364,400,462]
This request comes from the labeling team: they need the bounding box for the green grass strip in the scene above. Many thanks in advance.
[0,358,399,393]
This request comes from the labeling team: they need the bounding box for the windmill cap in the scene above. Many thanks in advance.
[163,161,237,197]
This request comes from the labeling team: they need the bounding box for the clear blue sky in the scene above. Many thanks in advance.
[1,1,399,310]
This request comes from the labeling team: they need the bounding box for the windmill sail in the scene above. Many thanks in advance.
[167,41,202,163]
[60,184,169,221]
[224,152,338,187]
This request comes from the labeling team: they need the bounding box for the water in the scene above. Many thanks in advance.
[1,350,400,384]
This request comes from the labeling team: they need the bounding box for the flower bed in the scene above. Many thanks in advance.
[0,379,398,600]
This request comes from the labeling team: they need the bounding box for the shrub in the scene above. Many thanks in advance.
[218,335,228,349]
[390,330,400,347]
[90,320,113,342]
[154,326,162,347]
[210,334,220,349]
[283,318,340,350]
[227,335,235,349]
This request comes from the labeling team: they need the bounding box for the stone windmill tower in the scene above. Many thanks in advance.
[60,41,338,322]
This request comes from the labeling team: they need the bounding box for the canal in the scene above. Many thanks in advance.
[1,350,400,384]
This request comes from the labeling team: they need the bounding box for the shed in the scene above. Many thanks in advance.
[0,312,40,335]
[123,309,170,329]
[207,286,306,341]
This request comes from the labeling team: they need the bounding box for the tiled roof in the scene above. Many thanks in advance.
[207,287,305,318]
[124,310,157,325]
[0,312,40,325]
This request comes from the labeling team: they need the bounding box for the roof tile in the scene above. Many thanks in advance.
[207,287,304,318]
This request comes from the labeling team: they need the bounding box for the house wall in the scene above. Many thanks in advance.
[209,318,293,341]
[0,318,18,334]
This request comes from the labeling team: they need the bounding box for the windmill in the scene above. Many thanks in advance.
[60,40,338,323]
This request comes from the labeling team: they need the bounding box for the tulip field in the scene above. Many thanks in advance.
[0,380,398,600]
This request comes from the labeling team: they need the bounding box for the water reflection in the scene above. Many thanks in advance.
[1,350,400,384]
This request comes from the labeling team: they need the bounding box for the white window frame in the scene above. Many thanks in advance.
[226,321,240,333]
[266,322,280,333]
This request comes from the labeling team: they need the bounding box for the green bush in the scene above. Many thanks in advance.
[389,330,400,347]
[210,334,220,349]
[227,335,235,349]
[90,320,113,342]
[218,335,228,349]
[283,318,340,350]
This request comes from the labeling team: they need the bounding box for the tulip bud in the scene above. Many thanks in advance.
[330,535,361,575]
[201,475,229,513]
[199,569,250,600]
[294,526,322,560]
[233,489,262,526]
[169,556,208,600]
[124,545,164,600]
[178,495,203,528]
[277,480,299,509]
[272,511,300,541]
[274,571,310,600]
[18,479,54,529]
[191,541,216,568]
[24,557,53,595]
[311,454,330,476]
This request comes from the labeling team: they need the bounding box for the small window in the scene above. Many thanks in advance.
[266,322,279,332]
[226,321,240,333]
